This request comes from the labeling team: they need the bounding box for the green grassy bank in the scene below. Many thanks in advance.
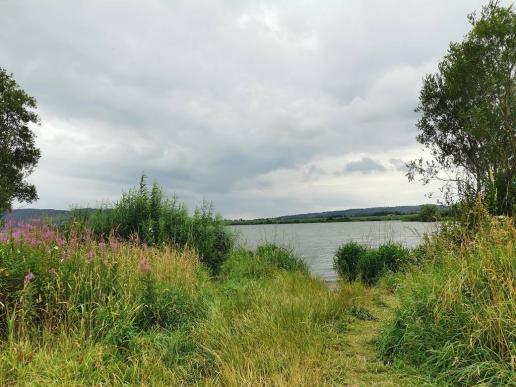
[1,180,513,385]
[0,223,399,385]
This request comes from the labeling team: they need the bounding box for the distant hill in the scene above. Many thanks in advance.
[278,205,432,220]
[229,204,446,225]
[1,209,71,224]
[2,204,445,226]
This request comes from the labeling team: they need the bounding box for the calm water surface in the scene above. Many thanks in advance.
[229,221,436,284]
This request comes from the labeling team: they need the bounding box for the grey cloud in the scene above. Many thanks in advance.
[390,158,409,172]
[1,0,500,216]
[343,158,387,174]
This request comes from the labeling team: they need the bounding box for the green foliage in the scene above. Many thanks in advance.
[68,176,234,272]
[221,244,308,281]
[335,242,411,286]
[350,305,377,321]
[0,238,210,344]
[334,241,366,282]
[408,1,515,216]
[376,242,411,273]
[0,68,41,212]
[357,250,387,286]
[0,225,382,385]
[379,217,516,385]
[255,244,308,273]
[418,204,440,222]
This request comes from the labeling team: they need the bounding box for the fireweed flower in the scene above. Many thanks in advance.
[109,237,119,249]
[140,258,151,274]
[86,250,94,261]
[24,271,34,284]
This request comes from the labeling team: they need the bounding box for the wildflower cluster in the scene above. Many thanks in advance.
[0,219,64,246]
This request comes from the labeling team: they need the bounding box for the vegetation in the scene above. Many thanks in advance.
[0,3,513,385]
[334,241,411,286]
[379,211,515,385]
[228,211,428,225]
[2,201,513,385]
[384,4,516,382]
[0,68,41,213]
[418,204,440,222]
[407,1,515,216]
[67,176,234,273]
[333,241,366,282]
[0,220,406,385]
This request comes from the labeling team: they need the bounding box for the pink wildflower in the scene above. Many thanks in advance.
[140,258,151,274]
[24,271,34,284]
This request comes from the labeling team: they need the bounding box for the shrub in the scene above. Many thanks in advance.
[418,204,440,222]
[376,242,410,273]
[357,250,385,286]
[333,242,366,282]
[66,176,234,273]
[334,241,411,286]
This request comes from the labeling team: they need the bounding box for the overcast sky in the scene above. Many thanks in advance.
[1,0,505,218]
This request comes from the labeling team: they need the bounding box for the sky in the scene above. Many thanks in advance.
[1,0,505,218]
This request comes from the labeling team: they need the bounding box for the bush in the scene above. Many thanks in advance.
[334,241,411,286]
[376,242,410,273]
[357,250,385,286]
[378,218,516,385]
[333,242,366,282]
[418,204,440,222]
[67,176,234,273]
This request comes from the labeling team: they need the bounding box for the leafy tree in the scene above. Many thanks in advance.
[0,68,41,212]
[419,204,439,222]
[407,1,515,216]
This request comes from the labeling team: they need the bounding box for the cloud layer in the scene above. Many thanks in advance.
[0,0,499,217]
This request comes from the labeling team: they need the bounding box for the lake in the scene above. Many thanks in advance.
[229,221,436,284]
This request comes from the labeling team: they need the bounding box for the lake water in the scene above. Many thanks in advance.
[229,221,436,284]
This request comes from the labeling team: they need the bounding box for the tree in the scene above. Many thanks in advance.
[0,68,41,212]
[407,1,515,216]
[419,204,439,222]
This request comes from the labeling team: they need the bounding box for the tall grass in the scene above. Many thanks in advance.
[67,176,234,272]
[379,217,516,385]
[192,246,374,385]
[0,222,210,342]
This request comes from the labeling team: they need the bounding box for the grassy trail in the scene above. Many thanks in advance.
[341,292,433,386]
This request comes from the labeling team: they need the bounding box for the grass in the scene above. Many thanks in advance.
[379,217,516,385]
[0,221,415,385]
